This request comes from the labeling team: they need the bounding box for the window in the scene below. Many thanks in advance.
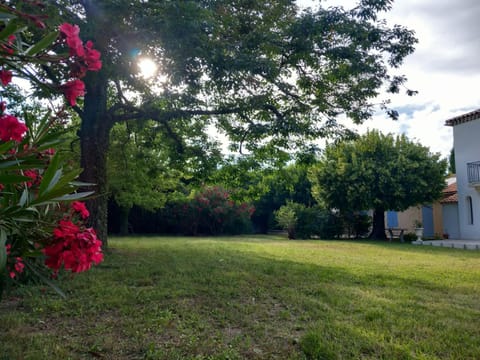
[466,196,474,225]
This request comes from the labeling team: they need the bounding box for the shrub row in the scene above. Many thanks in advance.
[275,202,371,239]
[110,186,255,236]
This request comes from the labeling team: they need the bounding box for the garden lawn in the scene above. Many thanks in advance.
[1,235,480,359]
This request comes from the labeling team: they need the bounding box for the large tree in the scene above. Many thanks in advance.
[309,130,447,240]
[108,119,222,234]
[26,0,417,243]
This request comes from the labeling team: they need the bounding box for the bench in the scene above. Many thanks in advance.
[386,228,405,243]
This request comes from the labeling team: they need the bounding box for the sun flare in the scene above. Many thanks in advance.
[138,58,158,79]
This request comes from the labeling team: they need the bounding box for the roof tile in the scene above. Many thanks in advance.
[445,108,480,126]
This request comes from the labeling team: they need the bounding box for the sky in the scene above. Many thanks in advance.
[298,0,480,159]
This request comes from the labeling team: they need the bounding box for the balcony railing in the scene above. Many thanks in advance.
[467,161,480,184]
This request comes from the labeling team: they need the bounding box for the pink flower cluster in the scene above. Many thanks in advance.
[0,35,16,56]
[58,23,102,106]
[43,201,103,274]
[24,169,42,188]
[5,244,25,279]
[0,113,28,142]
[0,69,27,144]
[0,68,13,86]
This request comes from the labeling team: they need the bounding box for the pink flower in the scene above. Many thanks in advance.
[53,219,79,241]
[9,257,25,279]
[1,35,15,55]
[24,169,41,188]
[59,23,102,80]
[0,114,28,142]
[72,201,90,219]
[59,23,80,39]
[44,220,103,274]
[60,79,85,106]
[0,69,13,86]
[14,257,25,273]
[59,23,84,57]
[83,41,102,71]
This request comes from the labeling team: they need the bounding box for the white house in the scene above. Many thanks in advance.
[445,109,480,240]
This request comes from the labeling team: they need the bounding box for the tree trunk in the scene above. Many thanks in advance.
[118,206,131,236]
[77,1,114,247]
[79,70,112,247]
[369,207,387,240]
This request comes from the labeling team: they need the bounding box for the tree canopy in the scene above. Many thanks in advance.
[108,116,223,233]
[309,130,447,239]
[19,0,417,243]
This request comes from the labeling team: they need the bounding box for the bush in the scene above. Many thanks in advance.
[163,186,254,236]
[275,202,343,240]
[403,232,417,242]
[274,202,298,239]
[343,212,371,238]
[0,3,103,299]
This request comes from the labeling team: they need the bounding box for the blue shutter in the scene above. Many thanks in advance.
[386,211,398,228]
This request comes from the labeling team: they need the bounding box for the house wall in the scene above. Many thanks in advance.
[442,203,460,239]
[397,206,421,233]
[453,120,480,239]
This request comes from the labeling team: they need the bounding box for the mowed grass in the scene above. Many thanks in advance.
[1,236,480,359]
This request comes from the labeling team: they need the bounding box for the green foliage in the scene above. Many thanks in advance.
[343,212,372,238]
[275,202,345,240]
[107,122,185,212]
[212,154,317,233]
[29,0,418,240]
[310,130,448,239]
[274,202,298,239]
[156,186,255,236]
[449,148,456,174]
[403,232,417,242]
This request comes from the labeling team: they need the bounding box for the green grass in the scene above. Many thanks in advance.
[1,235,480,359]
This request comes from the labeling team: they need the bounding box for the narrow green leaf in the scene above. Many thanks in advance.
[18,188,29,207]
[0,12,15,20]
[0,174,31,184]
[0,141,14,153]
[24,262,66,299]
[48,168,82,191]
[0,159,23,169]
[52,191,95,202]
[26,31,59,56]
[10,217,37,223]
[44,169,63,194]
[70,181,97,187]
[0,19,19,41]
[38,153,61,196]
